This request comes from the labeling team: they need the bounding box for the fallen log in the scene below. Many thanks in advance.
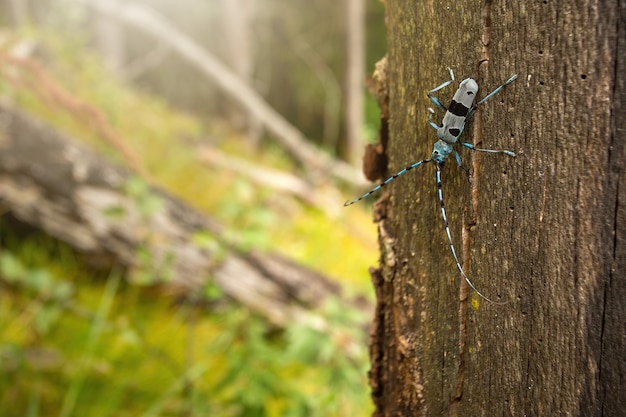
[0,102,371,327]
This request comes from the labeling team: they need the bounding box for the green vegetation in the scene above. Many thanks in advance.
[0,233,371,416]
[0,30,378,416]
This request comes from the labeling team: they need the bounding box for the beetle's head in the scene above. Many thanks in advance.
[431,140,453,164]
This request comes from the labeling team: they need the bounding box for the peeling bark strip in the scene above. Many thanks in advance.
[370,0,625,415]
[0,102,370,327]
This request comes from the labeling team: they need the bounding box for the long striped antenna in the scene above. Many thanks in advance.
[475,74,518,107]
[344,159,431,206]
[458,141,516,157]
[434,164,506,304]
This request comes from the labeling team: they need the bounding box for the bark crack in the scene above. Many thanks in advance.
[453,0,495,414]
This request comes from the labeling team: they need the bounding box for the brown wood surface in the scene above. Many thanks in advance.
[369,0,625,415]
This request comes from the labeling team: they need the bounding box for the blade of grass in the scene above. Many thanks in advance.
[59,268,122,417]
[141,362,210,417]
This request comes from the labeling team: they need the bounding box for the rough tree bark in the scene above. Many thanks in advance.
[369,0,624,415]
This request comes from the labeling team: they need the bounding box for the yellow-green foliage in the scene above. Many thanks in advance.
[0,29,378,287]
[0,232,372,417]
[0,29,379,416]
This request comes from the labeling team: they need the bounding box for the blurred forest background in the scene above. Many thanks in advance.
[0,0,387,416]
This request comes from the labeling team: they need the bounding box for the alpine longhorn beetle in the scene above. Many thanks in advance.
[345,68,517,303]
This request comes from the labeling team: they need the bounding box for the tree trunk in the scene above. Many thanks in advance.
[91,0,125,73]
[344,0,365,165]
[217,0,263,144]
[7,0,30,26]
[369,0,625,415]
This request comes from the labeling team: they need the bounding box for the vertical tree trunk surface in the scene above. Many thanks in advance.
[369,0,625,415]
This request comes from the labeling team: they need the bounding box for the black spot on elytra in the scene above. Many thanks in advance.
[448,100,470,117]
